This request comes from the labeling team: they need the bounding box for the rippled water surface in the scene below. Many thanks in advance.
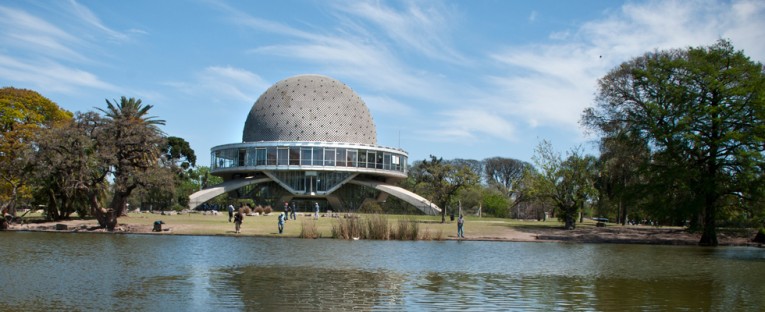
[1,232,763,311]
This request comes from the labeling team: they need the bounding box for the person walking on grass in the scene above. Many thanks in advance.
[278,212,285,234]
[283,202,290,223]
[234,209,244,233]
[290,202,297,220]
[227,204,235,222]
[314,202,320,220]
[457,214,465,238]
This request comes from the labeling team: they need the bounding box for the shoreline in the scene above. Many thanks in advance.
[3,213,761,247]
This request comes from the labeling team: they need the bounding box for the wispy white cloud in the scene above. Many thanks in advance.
[335,1,468,65]
[0,5,86,62]
[0,2,141,94]
[205,0,765,151]
[484,0,765,138]
[66,0,132,43]
[0,55,116,93]
[418,109,517,142]
[360,94,415,116]
[213,0,461,104]
[529,10,538,22]
[168,66,269,105]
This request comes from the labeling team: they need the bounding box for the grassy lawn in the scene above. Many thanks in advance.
[13,211,571,238]
[120,212,570,238]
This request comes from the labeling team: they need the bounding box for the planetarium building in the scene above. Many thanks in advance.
[189,74,440,215]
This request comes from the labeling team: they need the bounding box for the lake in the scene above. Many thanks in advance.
[1,231,763,311]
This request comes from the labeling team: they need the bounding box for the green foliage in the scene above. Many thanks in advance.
[359,201,383,214]
[528,141,598,229]
[583,39,765,245]
[482,190,510,218]
[411,155,480,222]
[0,87,72,215]
[95,97,166,230]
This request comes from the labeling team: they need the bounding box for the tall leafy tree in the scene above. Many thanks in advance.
[529,141,597,230]
[411,155,479,223]
[136,136,197,210]
[33,112,109,220]
[485,156,533,216]
[582,40,765,246]
[96,97,166,230]
[594,130,650,225]
[0,87,72,215]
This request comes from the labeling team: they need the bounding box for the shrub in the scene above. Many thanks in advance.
[359,201,383,214]
[242,206,252,214]
[392,218,419,240]
[366,214,389,240]
[754,227,765,243]
[331,216,364,239]
[299,220,321,239]
[264,206,272,215]
[254,206,264,215]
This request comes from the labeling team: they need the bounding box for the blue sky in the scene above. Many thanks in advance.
[2,1,764,167]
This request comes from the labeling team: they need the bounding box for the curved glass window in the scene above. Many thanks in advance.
[212,144,408,174]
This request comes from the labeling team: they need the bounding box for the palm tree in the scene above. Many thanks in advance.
[95,97,166,230]
[99,96,165,128]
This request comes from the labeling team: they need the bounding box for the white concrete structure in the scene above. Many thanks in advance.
[189,74,440,215]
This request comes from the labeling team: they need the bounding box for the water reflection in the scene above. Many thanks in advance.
[1,232,763,311]
[213,266,407,311]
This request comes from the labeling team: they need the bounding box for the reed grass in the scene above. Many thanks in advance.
[299,220,320,239]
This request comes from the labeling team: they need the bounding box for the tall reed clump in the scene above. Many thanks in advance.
[391,218,419,240]
[299,220,320,239]
[331,217,364,239]
[420,228,444,241]
[366,214,390,240]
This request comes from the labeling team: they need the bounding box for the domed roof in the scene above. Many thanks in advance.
[243,74,377,144]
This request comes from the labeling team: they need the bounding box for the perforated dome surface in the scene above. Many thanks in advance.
[243,75,377,144]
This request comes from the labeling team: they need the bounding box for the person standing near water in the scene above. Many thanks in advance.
[234,209,244,233]
[227,204,234,222]
[278,212,285,234]
[457,214,465,238]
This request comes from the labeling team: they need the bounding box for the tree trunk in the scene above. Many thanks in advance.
[565,215,576,230]
[619,199,628,226]
[699,196,718,246]
[104,192,129,231]
[88,190,108,228]
[46,189,60,221]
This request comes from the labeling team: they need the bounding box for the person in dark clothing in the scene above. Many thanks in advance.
[234,210,244,233]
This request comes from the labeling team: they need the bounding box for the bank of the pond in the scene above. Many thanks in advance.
[4,212,760,247]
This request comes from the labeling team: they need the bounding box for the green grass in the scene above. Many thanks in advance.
[15,211,572,238]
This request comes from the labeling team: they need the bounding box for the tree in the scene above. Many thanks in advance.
[582,40,765,246]
[96,97,166,230]
[0,87,72,215]
[411,155,479,223]
[529,141,597,230]
[33,112,109,220]
[136,136,197,210]
[594,130,650,225]
[481,188,511,218]
[485,156,533,216]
